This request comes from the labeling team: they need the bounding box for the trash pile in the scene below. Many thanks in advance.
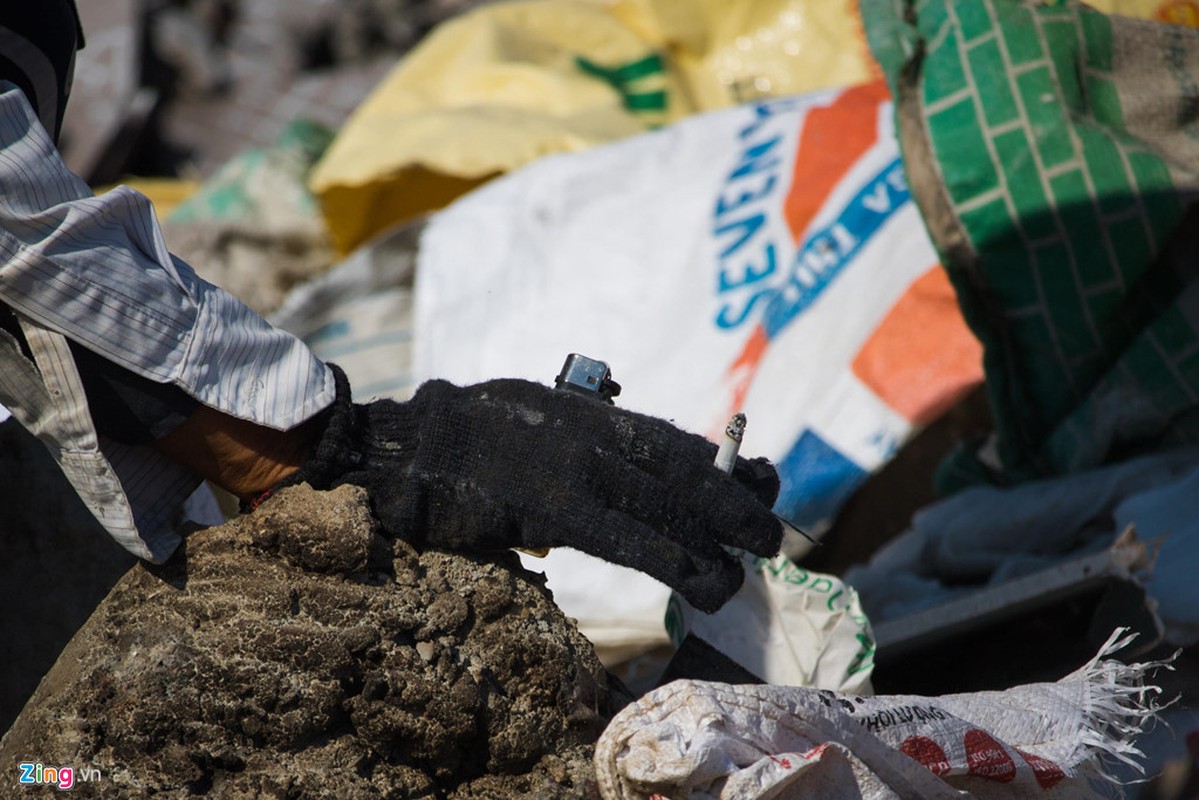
[3,0,1199,798]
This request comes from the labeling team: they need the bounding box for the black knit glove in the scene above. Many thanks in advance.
[286,365,782,613]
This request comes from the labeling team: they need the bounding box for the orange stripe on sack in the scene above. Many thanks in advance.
[713,81,892,435]
[783,79,890,244]
[719,323,770,433]
[851,266,984,426]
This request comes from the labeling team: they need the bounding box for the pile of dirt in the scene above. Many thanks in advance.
[0,484,612,797]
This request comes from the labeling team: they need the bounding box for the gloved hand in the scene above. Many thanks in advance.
[284,365,782,613]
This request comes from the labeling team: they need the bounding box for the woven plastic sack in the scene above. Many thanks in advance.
[595,630,1173,799]
[665,555,876,694]
[863,0,1199,490]
[412,82,982,654]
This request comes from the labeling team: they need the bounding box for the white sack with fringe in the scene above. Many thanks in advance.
[595,630,1172,800]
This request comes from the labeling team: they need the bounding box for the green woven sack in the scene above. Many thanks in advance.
[863,0,1199,491]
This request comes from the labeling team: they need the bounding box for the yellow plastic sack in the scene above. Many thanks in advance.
[310,0,1199,255]
[608,0,879,108]
[310,0,678,254]
[310,0,881,254]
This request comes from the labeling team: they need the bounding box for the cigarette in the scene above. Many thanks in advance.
[716,412,821,547]
[714,413,746,474]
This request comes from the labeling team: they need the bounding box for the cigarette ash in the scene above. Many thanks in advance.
[0,484,613,798]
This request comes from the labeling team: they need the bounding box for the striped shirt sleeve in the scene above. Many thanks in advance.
[0,81,334,560]
[0,81,333,428]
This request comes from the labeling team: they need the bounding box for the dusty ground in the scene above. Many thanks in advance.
[0,484,612,798]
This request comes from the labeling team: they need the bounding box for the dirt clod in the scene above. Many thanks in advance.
[0,484,611,797]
